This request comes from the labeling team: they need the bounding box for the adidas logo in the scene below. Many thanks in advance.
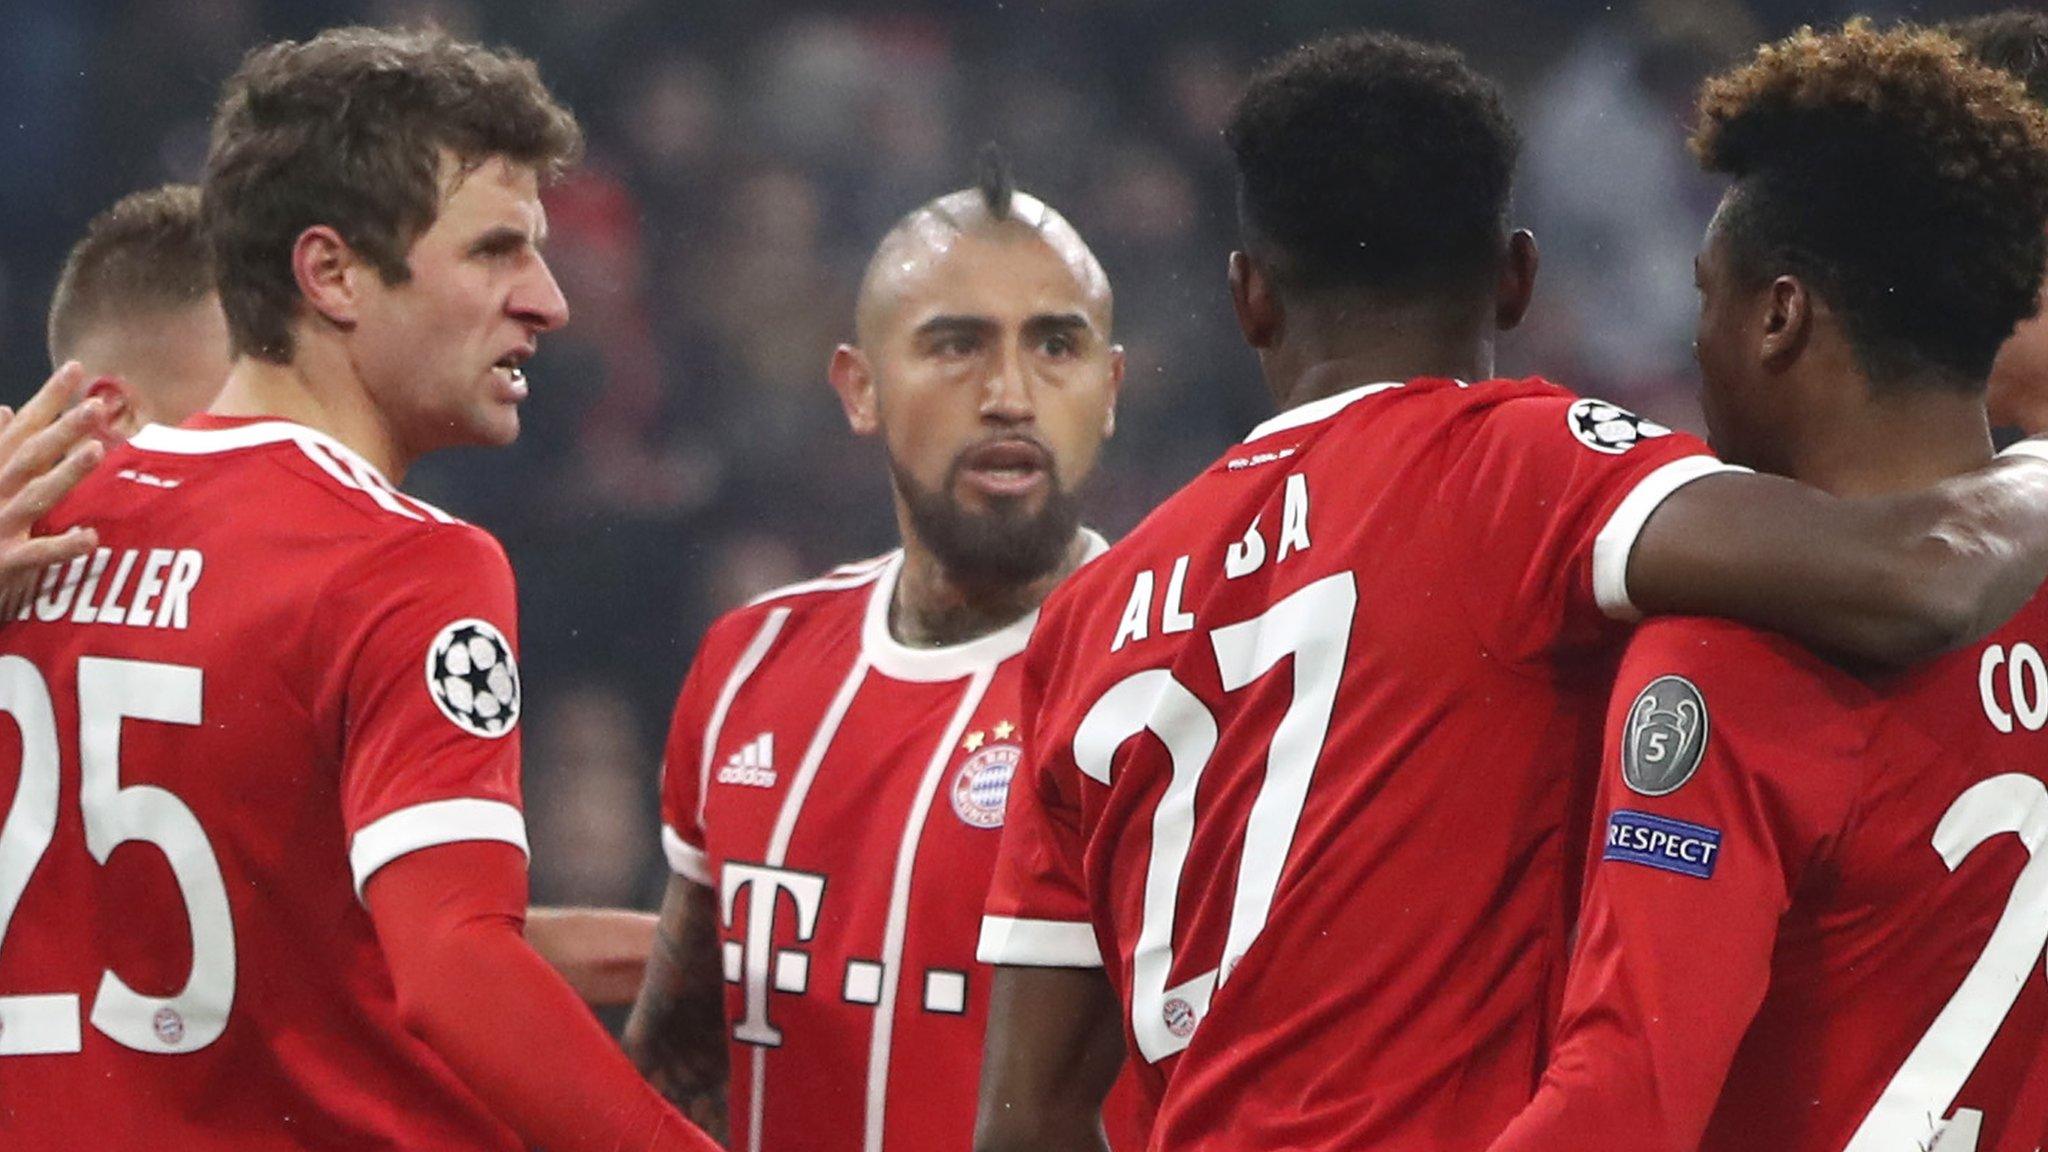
[715,733,777,788]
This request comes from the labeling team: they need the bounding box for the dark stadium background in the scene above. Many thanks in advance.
[0,0,1997,908]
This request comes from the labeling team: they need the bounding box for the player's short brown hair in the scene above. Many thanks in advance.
[1691,21,2048,388]
[204,25,582,362]
[1950,11,2048,105]
[47,184,212,366]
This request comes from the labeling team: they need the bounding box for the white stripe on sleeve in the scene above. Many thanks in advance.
[1592,456,1752,622]
[349,798,529,899]
[662,824,713,886]
[977,916,1103,968]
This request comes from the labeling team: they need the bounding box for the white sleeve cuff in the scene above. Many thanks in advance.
[977,916,1102,968]
[1999,440,2048,464]
[662,824,713,886]
[349,798,529,899]
[1593,456,1753,621]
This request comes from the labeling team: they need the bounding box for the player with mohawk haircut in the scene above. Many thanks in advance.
[624,153,1138,1151]
[1490,22,2048,1152]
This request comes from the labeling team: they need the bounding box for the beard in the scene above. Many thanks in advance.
[887,445,1083,588]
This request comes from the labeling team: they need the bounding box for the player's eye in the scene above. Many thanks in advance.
[929,333,980,358]
[1040,332,1080,357]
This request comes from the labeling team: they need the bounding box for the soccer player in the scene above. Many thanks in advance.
[1488,23,2048,1152]
[624,162,1133,1151]
[38,179,658,1009]
[1956,11,2048,438]
[0,27,714,1151]
[46,184,230,436]
[975,32,2048,1152]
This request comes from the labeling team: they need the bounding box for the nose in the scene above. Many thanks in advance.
[981,345,1034,425]
[510,254,571,333]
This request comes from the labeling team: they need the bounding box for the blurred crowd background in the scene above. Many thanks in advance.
[0,0,2005,907]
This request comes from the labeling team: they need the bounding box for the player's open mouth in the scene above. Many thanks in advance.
[491,349,532,400]
[958,438,1051,499]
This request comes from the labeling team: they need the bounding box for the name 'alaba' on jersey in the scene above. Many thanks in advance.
[0,416,532,1150]
[982,377,1749,1150]
[1492,532,2048,1151]
[660,536,1121,1152]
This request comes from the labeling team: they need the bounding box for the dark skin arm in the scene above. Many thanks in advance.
[1630,459,2048,663]
[623,876,731,1145]
[975,966,1125,1152]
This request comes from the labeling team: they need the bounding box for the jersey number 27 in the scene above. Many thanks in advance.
[1073,573,1355,1063]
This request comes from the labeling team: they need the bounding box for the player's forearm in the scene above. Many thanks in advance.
[623,879,731,1143]
[391,914,717,1152]
[527,905,659,1008]
[1628,463,2048,663]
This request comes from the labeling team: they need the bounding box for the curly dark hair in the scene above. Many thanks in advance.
[1950,11,2048,105]
[205,26,583,363]
[47,184,212,365]
[1224,32,1519,300]
[1692,21,2048,389]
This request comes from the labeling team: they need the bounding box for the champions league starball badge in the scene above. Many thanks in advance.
[425,618,521,738]
[951,742,1019,829]
[1568,397,1673,455]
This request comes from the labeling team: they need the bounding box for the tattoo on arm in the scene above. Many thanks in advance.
[625,879,731,1144]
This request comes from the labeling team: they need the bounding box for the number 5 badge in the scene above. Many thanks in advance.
[1622,675,1709,797]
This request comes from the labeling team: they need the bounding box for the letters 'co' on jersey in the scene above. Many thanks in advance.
[661,537,1123,1152]
[983,378,1744,1151]
[1500,598,2048,1152]
[0,418,529,1151]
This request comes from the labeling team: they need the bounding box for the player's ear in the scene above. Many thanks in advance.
[292,225,365,333]
[1758,274,1812,370]
[828,344,880,437]
[1495,229,1538,331]
[1102,344,1125,441]
[1230,251,1281,350]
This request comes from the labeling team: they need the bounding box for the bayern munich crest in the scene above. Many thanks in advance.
[951,742,1019,829]
[425,618,521,739]
[1567,397,1673,455]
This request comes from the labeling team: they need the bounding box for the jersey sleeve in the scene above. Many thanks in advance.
[1447,392,1744,660]
[324,525,528,898]
[657,617,755,887]
[1488,618,1873,1152]
[979,622,1103,968]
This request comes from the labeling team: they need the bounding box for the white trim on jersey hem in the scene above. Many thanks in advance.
[1999,440,2048,465]
[348,798,530,899]
[1593,455,1753,622]
[977,916,1103,968]
[859,530,1109,682]
[1241,381,1406,443]
[662,824,713,885]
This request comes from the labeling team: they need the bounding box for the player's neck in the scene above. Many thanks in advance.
[1263,303,1494,413]
[890,531,1090,649]
[1787,383,1994,498]
[209,344,412,484]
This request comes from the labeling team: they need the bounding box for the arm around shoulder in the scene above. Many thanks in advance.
[1624,454,2048,663]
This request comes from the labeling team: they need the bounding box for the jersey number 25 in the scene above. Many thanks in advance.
[0,655,235,1056]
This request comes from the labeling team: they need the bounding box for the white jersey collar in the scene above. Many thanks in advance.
[861,529,1109,682]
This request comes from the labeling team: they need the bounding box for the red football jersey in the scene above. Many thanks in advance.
[982,378,1745,1150]
[1492,603,2048,1152]
[661,538,1134,1152]
[0,417,529,1150]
